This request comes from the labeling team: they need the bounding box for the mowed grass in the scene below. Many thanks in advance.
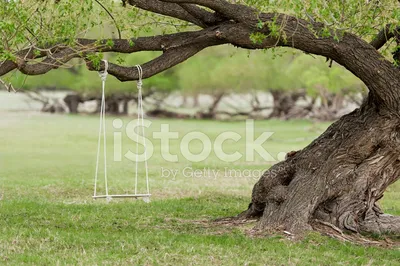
[0,113,399,265]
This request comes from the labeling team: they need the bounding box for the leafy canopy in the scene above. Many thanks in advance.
[2,0,400,61]
[0,0,396,94]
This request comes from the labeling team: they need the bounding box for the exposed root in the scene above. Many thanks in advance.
[360,212,400,235]
[213,217,258,226]
[312,220,400,247]
[168,216,399,247]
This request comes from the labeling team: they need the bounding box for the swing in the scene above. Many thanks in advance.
[93,60,150,202]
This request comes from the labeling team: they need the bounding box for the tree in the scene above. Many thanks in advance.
[176,47,362,120]
[1,0,400,235]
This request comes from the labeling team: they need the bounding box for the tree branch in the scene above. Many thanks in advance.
[88,25,227,81]
[159,0,258,24]
[370,24,398,50]
[0,47,48,76]
[0,27,227,77]
[178,3,226,26]
[87,39,224,81]
[94,0,122,39]
[127,0,208,27]
[17,48,77,76]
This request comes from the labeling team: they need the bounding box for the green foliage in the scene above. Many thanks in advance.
[250,32,267,44]
[175,46,363,96]
[0,0,192,64]
[2,0,400,60]
[0,0,381,96]
[287,53,364,96]
[86,53,104,70]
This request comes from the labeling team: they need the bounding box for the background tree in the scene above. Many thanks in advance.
[178,47,364,120]
[1,0,400,235]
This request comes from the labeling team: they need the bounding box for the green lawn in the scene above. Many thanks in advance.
[0,113,399,265]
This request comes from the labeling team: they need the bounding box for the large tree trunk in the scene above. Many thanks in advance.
[242,94,400,235]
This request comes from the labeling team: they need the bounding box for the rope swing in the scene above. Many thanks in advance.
[93,60,151,202]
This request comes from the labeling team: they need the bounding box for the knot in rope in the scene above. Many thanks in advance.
[98,60,109,82]
[137,80,143,89]
[135,65,143,90]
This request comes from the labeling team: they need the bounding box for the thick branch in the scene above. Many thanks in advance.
[0,48,48,76]
[87,25,228,80]
[17,48,77,76]
[89,40,223,81]
[159,0,258,23]
[127,0,207,27]
[0,28,227,77]
[370,24,398,50]
[178,3,225,26]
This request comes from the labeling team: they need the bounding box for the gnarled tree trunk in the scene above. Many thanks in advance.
[242,95,400,234]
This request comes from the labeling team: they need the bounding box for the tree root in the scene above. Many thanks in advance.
[312,219,400,247]
[360,212,400,235]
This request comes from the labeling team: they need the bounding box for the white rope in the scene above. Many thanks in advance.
[94,60,109,199]
[134,65,150,198]
[93,62,150,202]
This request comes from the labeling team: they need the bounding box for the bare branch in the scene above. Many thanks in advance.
[87,30,227,81]
[94,0,122,39]
[0,77,16,92]
[25,91,49,104]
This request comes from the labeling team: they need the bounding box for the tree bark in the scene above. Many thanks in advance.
[241,94,400,235]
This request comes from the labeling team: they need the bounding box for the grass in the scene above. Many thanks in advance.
[0,113,399,265]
